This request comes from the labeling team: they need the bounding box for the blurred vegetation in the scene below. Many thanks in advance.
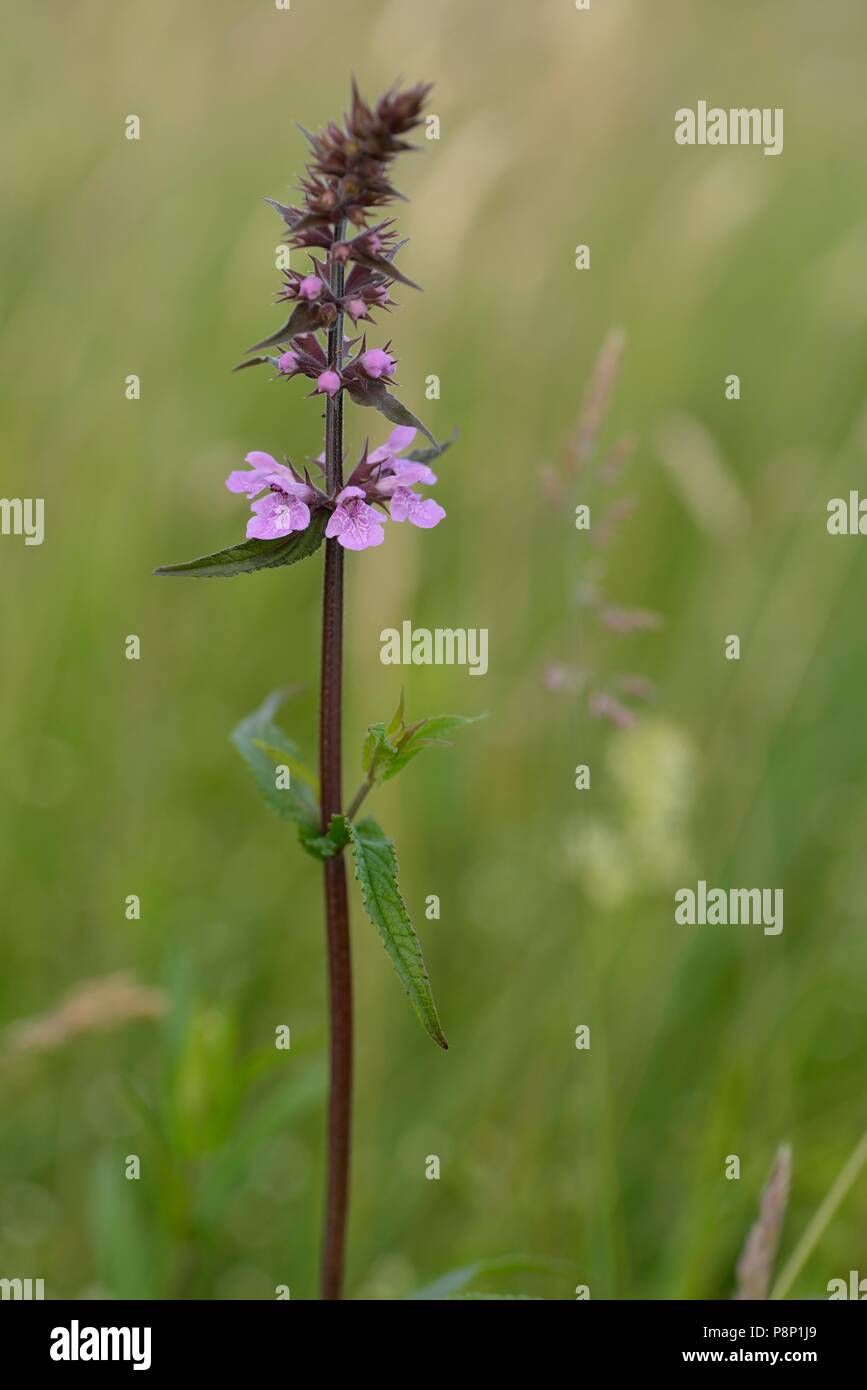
[2,0,867,1299]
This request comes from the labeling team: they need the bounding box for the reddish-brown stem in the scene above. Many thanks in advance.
[319,221,352,1301]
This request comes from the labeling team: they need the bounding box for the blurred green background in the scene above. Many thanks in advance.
[2,0,867,1300]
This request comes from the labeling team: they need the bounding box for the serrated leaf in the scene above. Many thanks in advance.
[299,813,350,861]
[231,690,318,834]
[383,713,486,781]
[155,509,327,579]
[347,380,437,448]
[347,817,447,1050]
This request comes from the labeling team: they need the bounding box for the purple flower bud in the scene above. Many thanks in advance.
[359,348,395,379]
[317,370,342,398]
[299,275,322,301]
[347,298,367,320]
[277,350,299,374]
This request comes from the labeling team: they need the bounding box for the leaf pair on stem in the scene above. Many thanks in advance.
[232,689,483,1050]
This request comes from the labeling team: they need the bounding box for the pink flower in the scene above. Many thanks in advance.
[359,348,396,379]
[226,451,298,498]
[277,350,299,375]
[335,427,446,532]
[388,485,446,529]
[226,452,317,541]
[347,298,367,321]
[376,459,438,490]
[325,486,385,550]
[246,489,311,540]
[317,370,342,398]
[367,425,417,463]
[363,428,444,527]
[299,275,322,301]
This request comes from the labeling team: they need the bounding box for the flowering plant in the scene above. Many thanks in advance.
[156,81,478,1299]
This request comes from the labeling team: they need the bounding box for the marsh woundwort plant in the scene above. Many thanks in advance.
[156,80,479,1300]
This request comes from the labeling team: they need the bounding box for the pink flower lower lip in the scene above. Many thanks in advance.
[325,486,385,550]
[246,489,312,540]
[387,485,446,529]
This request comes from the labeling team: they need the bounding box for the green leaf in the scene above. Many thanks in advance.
[382,713,486,781]
[167,1002,241,1156]
[231,690,319,834]
[385,688,405,739]
[347,817,448,1050]
[197,1058,327,1223]
[362,721,397,777]
[407,1254,575,1301]
[91,1156,161,1299]
[347,380,438,448]
[299,813,350,861]
[253,740,319,798]
[155,508,327,579]
[405,429,458,465]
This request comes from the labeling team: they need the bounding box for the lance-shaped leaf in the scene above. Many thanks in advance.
[246,300,321,353]
[155,508,327,579]
[405,429,458,465]
[231,690,319,835]
[347,817,448,1050]
[346,379,437,448]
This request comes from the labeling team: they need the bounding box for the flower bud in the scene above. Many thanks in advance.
[317,370,342,398]
[360,348,396,379]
